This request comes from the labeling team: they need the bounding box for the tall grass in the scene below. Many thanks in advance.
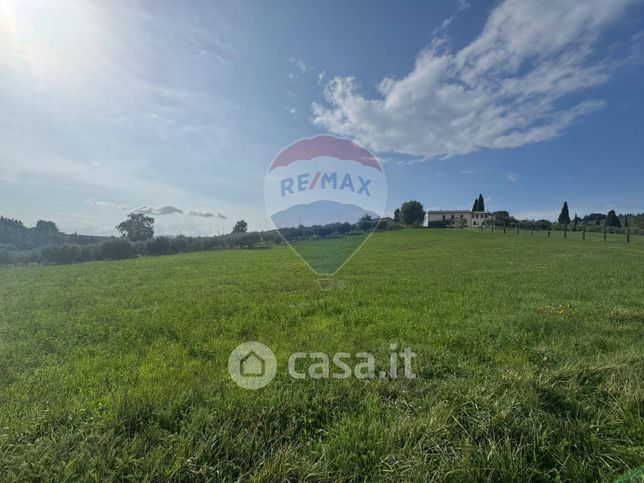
[0,230,642,480]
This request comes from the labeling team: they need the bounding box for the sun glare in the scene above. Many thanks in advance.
[0,0,107,89]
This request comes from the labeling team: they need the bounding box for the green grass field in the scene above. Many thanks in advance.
[1,230,643,481]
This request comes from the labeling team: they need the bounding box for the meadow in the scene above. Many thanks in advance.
[0,229,642,481]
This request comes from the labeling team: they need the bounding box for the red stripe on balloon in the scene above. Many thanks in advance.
[269,135,382,172]
[309,171,321,189]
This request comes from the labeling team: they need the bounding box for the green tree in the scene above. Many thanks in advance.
[493,210,515,227]
[358,214,375,232]
[232,220,248,234]
[399,200,425,227]
[35,220,58,233]
[558,202,571,225]
[100,239,134,260]
[146,237,171,255]
[605,210,621,228]
[472,194,485,211]
[393,208,401,224]
[477,194,485,212]
[116,213,154,242]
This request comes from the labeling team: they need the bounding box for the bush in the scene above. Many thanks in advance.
[132,241,148,256]
[146,237,171,256]
[78,244,101,262]
[0,249,17,266]
[188,237,206,251]
[171,236,188,253]
[428,221,450,228]
[100,239,134,260]
[41,244,82,264]
[240,232,261,247]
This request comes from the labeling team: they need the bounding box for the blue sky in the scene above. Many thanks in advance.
[1,0,643,235]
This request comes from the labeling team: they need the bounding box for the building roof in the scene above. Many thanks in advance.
[427,210,492,214]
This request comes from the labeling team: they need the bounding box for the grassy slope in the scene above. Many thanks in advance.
[0,230,642,481]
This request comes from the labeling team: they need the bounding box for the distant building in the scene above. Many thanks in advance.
[427,210,494,228]
[375,217,395,229]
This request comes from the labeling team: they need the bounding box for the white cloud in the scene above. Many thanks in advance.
[313,0,635,159]
[0,2,256,234]
[86,198,226,220]
[87,202,227,220]
[289,56,307,73]
[85,198,130,209]
[507,173,519,182]
[131,205,183,215]
[188,210,213,217]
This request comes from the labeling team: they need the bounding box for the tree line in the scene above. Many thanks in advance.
[388,196,643,234]
[0,230,279,267]
[497,201,643,233]
[2,200,640,267]
[0,216,107,250]
[0,213,396,267]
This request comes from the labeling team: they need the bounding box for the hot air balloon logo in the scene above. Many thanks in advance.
[264,135,387,276]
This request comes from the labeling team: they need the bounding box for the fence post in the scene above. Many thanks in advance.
[548,224,551,238]
[627,219,630,243]
[604,222,607,242]
[582,224,586,240]
[564,223,568,239]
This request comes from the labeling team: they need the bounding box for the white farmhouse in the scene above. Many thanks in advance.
[427,210,494,228]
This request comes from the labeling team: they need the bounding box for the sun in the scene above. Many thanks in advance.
[0,0,107,89]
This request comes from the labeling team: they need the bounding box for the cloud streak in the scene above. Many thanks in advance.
[87,199,226,219]
[186,210,227,219]
[188,210,213,217]
[313,0,635,160]
[131,205,183,215]
[85,198,130,210]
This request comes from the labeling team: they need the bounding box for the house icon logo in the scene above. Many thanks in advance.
[228,342,276,389]
[240,350,265,377]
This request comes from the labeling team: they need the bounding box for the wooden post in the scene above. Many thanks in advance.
[603,222,607,241]
[627,219,630,243]
[582,224,586,240]
[564,223,568,239]
[548,224,551,238]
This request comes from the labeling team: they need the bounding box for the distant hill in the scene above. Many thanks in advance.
[0,216,108,250]
[271,200,378,229]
